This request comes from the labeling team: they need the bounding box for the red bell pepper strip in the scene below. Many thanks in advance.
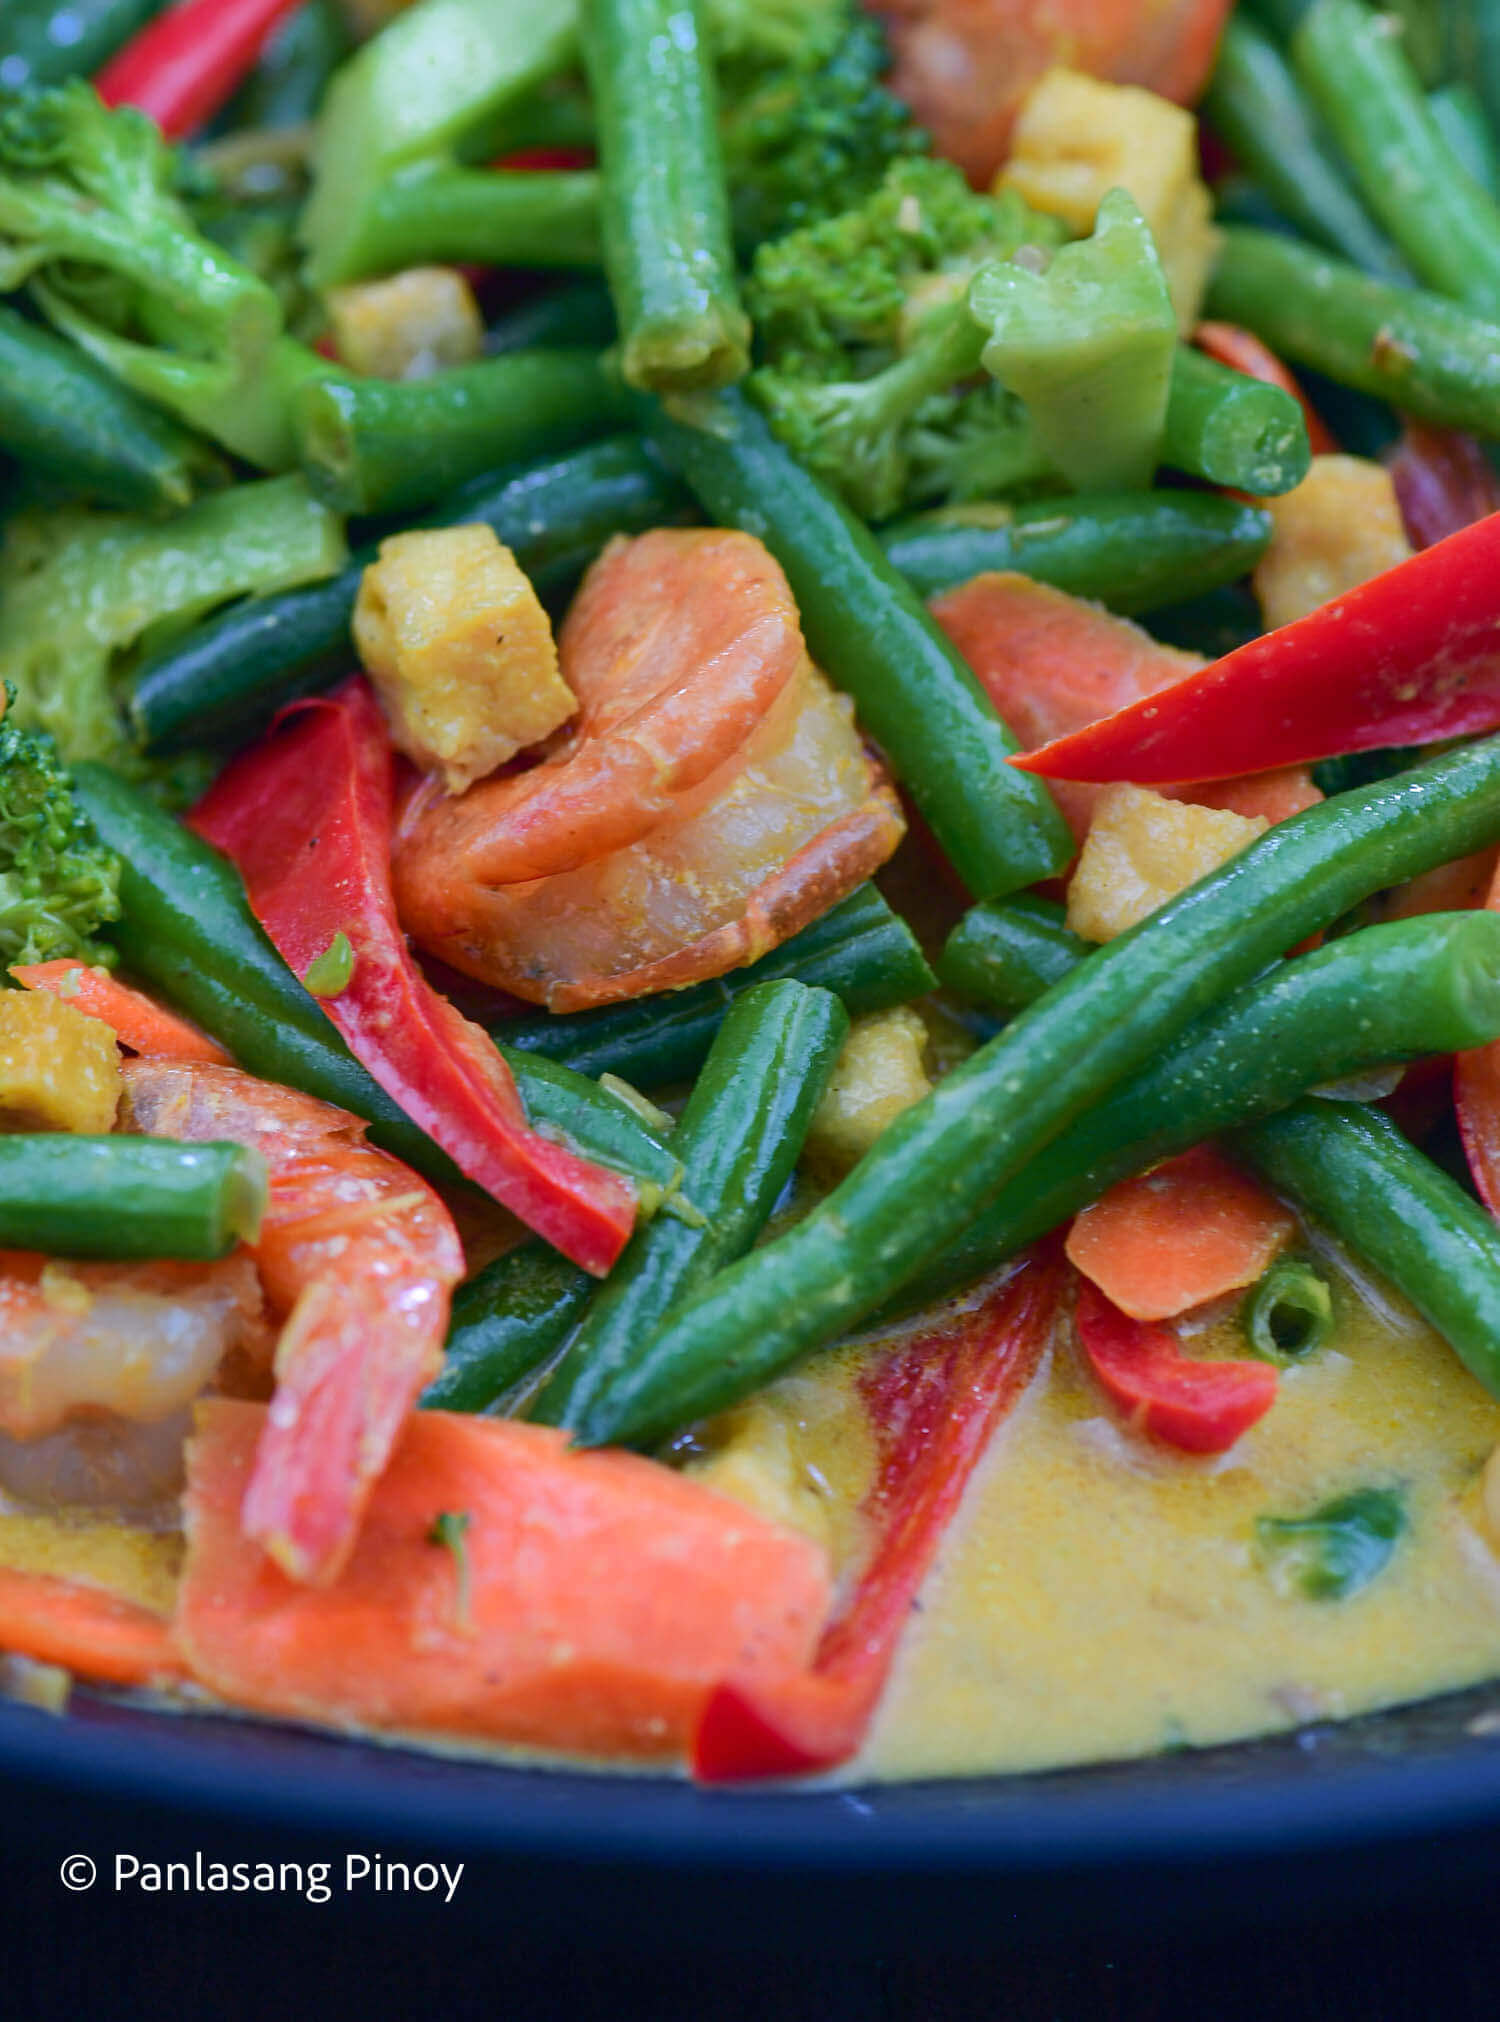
[192,676,636,1277]
[1390,424,1500,551]
[691,1247,1062,1783]
[1073,1275,1278,1456]
[1194,321,1338,458]
[96,0,305,142]
[1014,512,1500,785]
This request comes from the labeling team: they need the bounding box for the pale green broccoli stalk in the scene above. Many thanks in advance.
[746,159,1066,519]
[0,476,346,777]
[0,706,122,971]
[300,0,581,287]
[0,84,284,463]
[972,188,1178,494]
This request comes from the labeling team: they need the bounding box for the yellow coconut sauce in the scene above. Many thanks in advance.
[8,1259,1500,1782]
[698,1273,1500,1782]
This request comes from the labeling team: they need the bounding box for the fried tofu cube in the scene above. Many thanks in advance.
[354,525,577,794]
[326,266,483,383]
[998,68,1219,333]
[805,1007,932,1176]
[0,991,120,1133]
[1253,454,1413,630]
[1068,784,1268,943]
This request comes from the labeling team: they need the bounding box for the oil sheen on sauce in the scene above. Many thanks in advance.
[701,1276,1500,1782]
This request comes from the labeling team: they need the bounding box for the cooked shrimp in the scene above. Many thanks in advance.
[123,1059,464,1587]
[393,530,904,1009]
[876,0,1234,185]
[0,1251,266,1444]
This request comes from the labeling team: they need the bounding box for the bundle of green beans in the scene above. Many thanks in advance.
[574,739,1500,1448]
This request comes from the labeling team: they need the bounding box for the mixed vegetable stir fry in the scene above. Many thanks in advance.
[5,0,1500,1782]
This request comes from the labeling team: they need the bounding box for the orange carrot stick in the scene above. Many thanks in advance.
[12,962,233,1065]
[174,1401,831,1761]
[0,1566,184,1688]
[1065,1142,1295,1321]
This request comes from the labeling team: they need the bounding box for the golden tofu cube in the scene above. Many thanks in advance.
[805,1007,932,1177]
[998,68,1219,332]
[0,991,120,1133]
[354,525,577,794]
[1068,785,1268,943]
[1253,454,1413,630]
[326,266,483,383]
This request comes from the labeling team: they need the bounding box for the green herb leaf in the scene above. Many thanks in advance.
[303,930,355,998]
[1256,1487,1406,1602]
[426,1509,473,1630]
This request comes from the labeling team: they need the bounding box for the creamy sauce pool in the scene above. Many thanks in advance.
[710,1280,1500,1782]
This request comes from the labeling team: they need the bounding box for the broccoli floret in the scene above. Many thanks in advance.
[746,160,1066,518]
[717,8,928,253]
[0,701,121,971]
[0,84,289,466]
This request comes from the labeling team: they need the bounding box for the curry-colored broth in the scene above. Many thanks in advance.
[705,1273,1500,1782]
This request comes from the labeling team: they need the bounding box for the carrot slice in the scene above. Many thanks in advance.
[930,573,1320,840]
[11,962,232,1065]
[0,1565,184,1688]
[692,1247,1062,1782]
[175,1401,831,1760]
[1065,1143,1295,1321]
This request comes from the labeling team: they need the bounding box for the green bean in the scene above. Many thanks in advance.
[421,1240,594,1412]
[1236,1099,1500,1401]
[0,1136,266,1261]
[0,0,156,88]
[647,389,1073,898]
[1207,227,1500,435]
[898,909,1500,1314]
[497,882,934,1086]
[69,763,458,1190]
[227,0,350,130]
[878,491,1273,612]
[348,168,601,280]
[130,435,689,754]
[1240,1255,1336,1362]
[1243,0,1311,39]
[0,305,213,514]
[293,349,627,515]
[1429,84,1500,202]
[504,1048,683,1205]
[485,281,616,356]
[1293,0,1500,316]
[1203,14,1409,281]
[1162,346,1312,496]
[583,0,748,392]
[937,895,1091,1017]
[529,980,847,1433]
[580,738,1500,1448]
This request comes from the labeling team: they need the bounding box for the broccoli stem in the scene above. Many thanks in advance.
[342,166,601,282]
[973,191,1178,493]
[300,0,580,287]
